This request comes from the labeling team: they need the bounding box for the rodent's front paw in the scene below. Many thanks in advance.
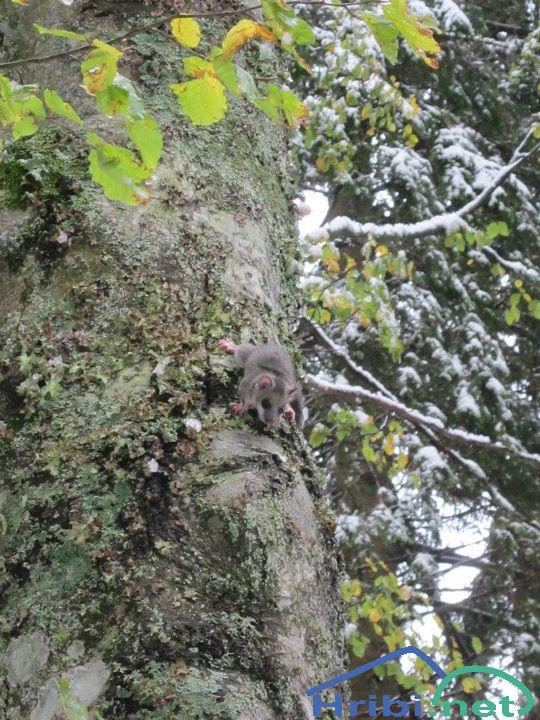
[284,405,296,421]
[218,338,236,354]
[231,402,246,416]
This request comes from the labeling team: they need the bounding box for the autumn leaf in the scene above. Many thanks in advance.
[383,0,441,68]
[183,57,215,79]
[170,18,201,49]
[81,40,122,95]
[171,76,227,126]
[221,19,276,59]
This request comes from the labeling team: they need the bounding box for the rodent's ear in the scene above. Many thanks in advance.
[288,386,296,396]
[258,375,273,389]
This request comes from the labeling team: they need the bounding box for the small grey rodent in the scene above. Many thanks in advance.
[218,338,304,427]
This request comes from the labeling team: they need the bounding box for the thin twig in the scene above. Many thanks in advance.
[0,0,380,71]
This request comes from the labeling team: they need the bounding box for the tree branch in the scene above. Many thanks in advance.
[304,325,540,471]
[0,0,380,71]
[307,317,489,479]
[307,372,540,468]
[321,130,540,243]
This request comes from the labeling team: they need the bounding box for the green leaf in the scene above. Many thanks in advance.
[471,636,483,654]
[309,424,329,448]
[87,133,152,205]
[211,53,240,95]
[510,293,521,307]
[362,14,400,63]
[20,95,46,120]
[262,0,315,46]
[33,23,87,42]
[236,66,258,99]
[44,89,83,124]
[529,299,540,320]
[487,222,500,240]
[183,57,213,78]
[12,115,38,139]
[504,305,520,325]
[253,85,307,127]
[94,75,144,118]
[498,221,509,237]
[126,115,163,171]
[171,76,227,126]
[362,437,377,462]
[95,85,130,116]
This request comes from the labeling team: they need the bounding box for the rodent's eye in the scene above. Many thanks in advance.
[261,399,272,409]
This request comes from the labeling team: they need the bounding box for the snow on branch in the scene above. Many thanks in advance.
[308,318,488,478]
[319,130,539,244]
[305,321,540,470]
[307,373,540,468]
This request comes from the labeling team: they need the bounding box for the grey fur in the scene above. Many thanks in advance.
[219,339,304,427]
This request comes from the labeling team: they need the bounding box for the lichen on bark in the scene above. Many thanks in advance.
[0,2,344,718]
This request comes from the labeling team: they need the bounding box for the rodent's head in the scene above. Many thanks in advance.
[252,374,293,426]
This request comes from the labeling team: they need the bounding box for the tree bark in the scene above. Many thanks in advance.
[0,2,344,718]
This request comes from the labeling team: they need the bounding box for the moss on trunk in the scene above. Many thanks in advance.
[0,2,343,718]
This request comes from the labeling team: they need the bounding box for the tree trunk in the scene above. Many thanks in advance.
[0,2,344,718]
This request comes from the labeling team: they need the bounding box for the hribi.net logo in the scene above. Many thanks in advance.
[306,646,535,719]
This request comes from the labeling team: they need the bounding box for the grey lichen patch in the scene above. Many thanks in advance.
[3,634,50,688]
[205,470,267,507]
[203,210,281,310]
[30,660,110,720]
[207,428,287,464]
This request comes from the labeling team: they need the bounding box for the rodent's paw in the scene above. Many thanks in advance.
[230,402,246,416]
[284,405,296,421]
[218,338,236,354]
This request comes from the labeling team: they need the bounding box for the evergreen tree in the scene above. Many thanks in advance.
[299,0,540,700]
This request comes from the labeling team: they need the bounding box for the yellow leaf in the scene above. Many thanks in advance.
[171,17,201,48]
[171,76,227,125]
[514,279,523,288]
[81,40,122,95]
[351,579,362,597]
[369,609,381,622]
[462,677,480,694]
[222,19,276,59]
[397,452,408,469]
[316,155,329,173]
[376,244,389,256]
[523,293,531,303]
[383,435,395,456]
